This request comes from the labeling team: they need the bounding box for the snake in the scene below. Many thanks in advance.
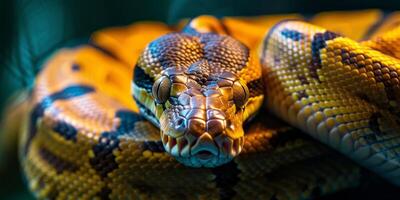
[12,10,400,199]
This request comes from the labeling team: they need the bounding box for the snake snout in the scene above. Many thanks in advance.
[191,132,219,159]
[156,75,249,167]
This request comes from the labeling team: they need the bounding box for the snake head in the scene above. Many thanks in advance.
[133,24,263,167]
[154,66,249,167]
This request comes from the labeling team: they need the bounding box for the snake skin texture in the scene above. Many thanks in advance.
[261,20,400,185]
[18,10,400,200]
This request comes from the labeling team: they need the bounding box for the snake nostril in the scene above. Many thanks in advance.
[177,118,185,126]
[175,118,186,132]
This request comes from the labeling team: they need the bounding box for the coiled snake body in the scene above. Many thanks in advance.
[18,10,400,199]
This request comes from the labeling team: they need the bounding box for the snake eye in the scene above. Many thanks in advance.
[152,76,172,104]
[232,80,249,109]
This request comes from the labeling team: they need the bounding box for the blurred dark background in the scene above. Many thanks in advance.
[1,0,400,199]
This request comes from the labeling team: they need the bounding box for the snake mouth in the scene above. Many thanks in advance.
[195,150,214,160]
[161,131,243,167]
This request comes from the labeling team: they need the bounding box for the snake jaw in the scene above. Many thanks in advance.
[160,110,245,167]
[191,132,219,157]
[157,96,246,167]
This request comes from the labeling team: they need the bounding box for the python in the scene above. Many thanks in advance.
[8,10,400,199]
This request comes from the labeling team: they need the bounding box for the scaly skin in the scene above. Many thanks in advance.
[17,10,400,200]
[261,20,400,185]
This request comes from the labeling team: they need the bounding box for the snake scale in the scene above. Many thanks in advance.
[15,10,400,199]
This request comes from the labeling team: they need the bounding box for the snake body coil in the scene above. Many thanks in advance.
[262,21,400,185]
[18,11,400,199]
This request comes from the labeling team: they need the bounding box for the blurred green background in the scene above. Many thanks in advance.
[1,0,400,199]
